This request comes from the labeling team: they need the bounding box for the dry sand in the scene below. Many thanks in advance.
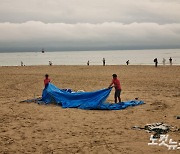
[0,65,180,154]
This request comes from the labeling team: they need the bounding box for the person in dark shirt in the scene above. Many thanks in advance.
[154,58,158,67]
[126,60,129,65]
[103,58,106,66]
[169,57,172,65]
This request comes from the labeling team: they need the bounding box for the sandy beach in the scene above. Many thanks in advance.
[0,65,180,154]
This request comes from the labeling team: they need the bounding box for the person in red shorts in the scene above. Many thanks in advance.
[108,74,122,103]
[44,74,50,88]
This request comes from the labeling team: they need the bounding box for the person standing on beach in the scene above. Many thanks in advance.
[44,74,50,88]
[162,58,166,66]
[126,60,129,65]
[21,61,23,66]
[154,58,158,67]
[87,60,90,66]
[49,61,52,66]
[103,58,106,66]
[169,57,172,65]
[108,74,121,103]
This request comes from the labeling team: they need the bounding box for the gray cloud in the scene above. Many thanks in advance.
[0,0,180,51]
[0,21,180,51]
[0,0,180,24]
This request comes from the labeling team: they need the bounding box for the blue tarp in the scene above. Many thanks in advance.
[41,83,144,110]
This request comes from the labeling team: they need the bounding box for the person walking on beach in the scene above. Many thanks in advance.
[44,74,50,88]
[162,58,166,66]
[103,58,106,66]
[87,60,90,66]
[154,58,158,67]
[169,57,172,65]
[126,60,129,65]
[108,74,122,103]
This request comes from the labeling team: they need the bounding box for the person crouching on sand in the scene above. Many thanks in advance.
[44,74,50,88]
[108,74,122,103]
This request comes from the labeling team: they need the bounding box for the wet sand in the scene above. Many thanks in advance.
[0,65,180,153]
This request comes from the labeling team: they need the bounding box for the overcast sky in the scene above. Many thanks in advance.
[0,0,180,52]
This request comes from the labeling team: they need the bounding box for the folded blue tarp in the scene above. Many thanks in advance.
[41,83,144,110]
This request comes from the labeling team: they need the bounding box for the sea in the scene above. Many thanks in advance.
[0,49,180,66]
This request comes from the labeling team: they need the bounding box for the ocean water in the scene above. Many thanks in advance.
[0,49,180,66]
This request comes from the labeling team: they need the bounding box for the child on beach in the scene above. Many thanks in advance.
[44,74,50,88]
[108,74,122,103]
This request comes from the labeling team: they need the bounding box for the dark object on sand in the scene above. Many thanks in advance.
[132,122,171,138]
[144,123,170,138]
[176,115,180,119]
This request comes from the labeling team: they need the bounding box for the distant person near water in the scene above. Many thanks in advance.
[21,61,23,66]
[154,58,158,67]
[87,60,89,66]
[162,58,166,66]
[126,60,129,65]
[49,61,52,66]
[103,58,106,66]
[108,74,122,103]
[169,57,172,65]
[44,74,50,88]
